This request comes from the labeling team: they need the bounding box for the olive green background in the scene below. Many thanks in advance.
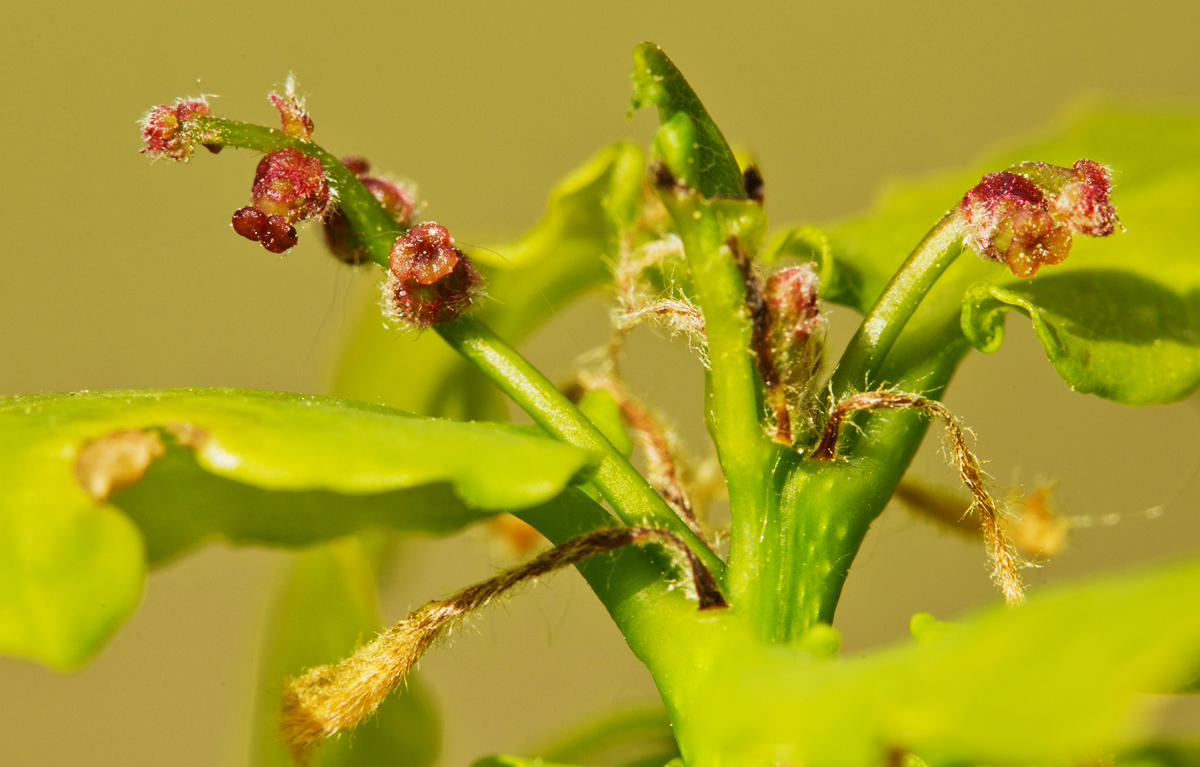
[2,1,1200,764]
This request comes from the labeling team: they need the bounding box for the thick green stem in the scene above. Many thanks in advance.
[658,194,780,626]
[436,316,723,579]
[781,323,972,638]
[828,212,966,398]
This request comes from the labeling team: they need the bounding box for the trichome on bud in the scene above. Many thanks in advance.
[383,222,481,327]
[960,159,1119,278]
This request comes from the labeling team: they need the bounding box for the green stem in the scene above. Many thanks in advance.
[828,212,966,398]
[197,116,722,578]
[656,193,779,625]
[783,322,972,637]
[437,316,724,579]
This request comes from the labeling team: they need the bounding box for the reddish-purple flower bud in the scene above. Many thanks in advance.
[765,265,821,345]
[960,159,1119,278]
[384,222,481,327]
[232,206,268,241]
[269,77,314,140]
[250,147,331,222]
[362,177,415,226]
[341,156,371,175]
[140,97,212,161]
[261,215,299,254]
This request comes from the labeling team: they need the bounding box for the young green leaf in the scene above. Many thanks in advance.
[629,43,744,199]
[252,538,440,767]
[0,389,595,669]
[530,706,679,767]
[812,107,1200,404]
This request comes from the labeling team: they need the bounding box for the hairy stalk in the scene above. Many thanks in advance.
[827,213,966,398]
[811,389,1024,605]
[281,526,725,761]
[894,479,1069,559]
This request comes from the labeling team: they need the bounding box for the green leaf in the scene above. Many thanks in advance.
[332,141,644,417]
[816,106,1200,404]
[629,42,744,199]
[693,555,1200,767]
[0,388,594,669]
[576,389,633,458]
[252,537,440,767]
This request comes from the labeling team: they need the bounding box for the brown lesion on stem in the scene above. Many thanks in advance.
[728,236,792,445]
[811,390,1025,605]
[281,526,726,762]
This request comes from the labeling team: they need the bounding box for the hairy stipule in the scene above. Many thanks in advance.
[811,390,1024,605]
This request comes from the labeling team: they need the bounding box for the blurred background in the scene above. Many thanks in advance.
[2,1,1200,764]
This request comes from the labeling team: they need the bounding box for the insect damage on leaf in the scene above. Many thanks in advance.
[74,429,166,503]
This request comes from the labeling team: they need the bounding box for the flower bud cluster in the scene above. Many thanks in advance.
[232,147,332,254]
[323,157,417,265]
[140,98,214,161]
[960,159,1118,278]
[383,222,480,327]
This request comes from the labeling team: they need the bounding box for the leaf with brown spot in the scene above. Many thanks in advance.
[0,388,596,670]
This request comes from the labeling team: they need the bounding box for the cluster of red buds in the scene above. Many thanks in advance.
[383,222,480,327]
[323,156,417,265]
[959,159,1119,278]
[140,97,216,161]
[231,148,332,253]
[764,264,824,393]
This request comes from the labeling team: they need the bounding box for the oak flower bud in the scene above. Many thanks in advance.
[231,147,330,253]
[140,98,213,161]
[960,159,1118,278]
[269,76,314,139]
[383,222,481,327]
[764,264,824,390]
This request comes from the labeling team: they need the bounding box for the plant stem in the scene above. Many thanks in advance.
[827,212,966,398]
[197,117,722,577]
[436,316,724,579]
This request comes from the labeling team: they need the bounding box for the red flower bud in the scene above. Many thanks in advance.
[383,222,481,327]
[960,159,1119,278]
[140,97,213,161]
[250,148,330,221]
[231,148,329,254]
[765,265,821,345]
[764,264,824,392]
[268,76,314,140]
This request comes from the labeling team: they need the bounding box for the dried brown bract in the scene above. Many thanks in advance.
[281,526,725,762]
